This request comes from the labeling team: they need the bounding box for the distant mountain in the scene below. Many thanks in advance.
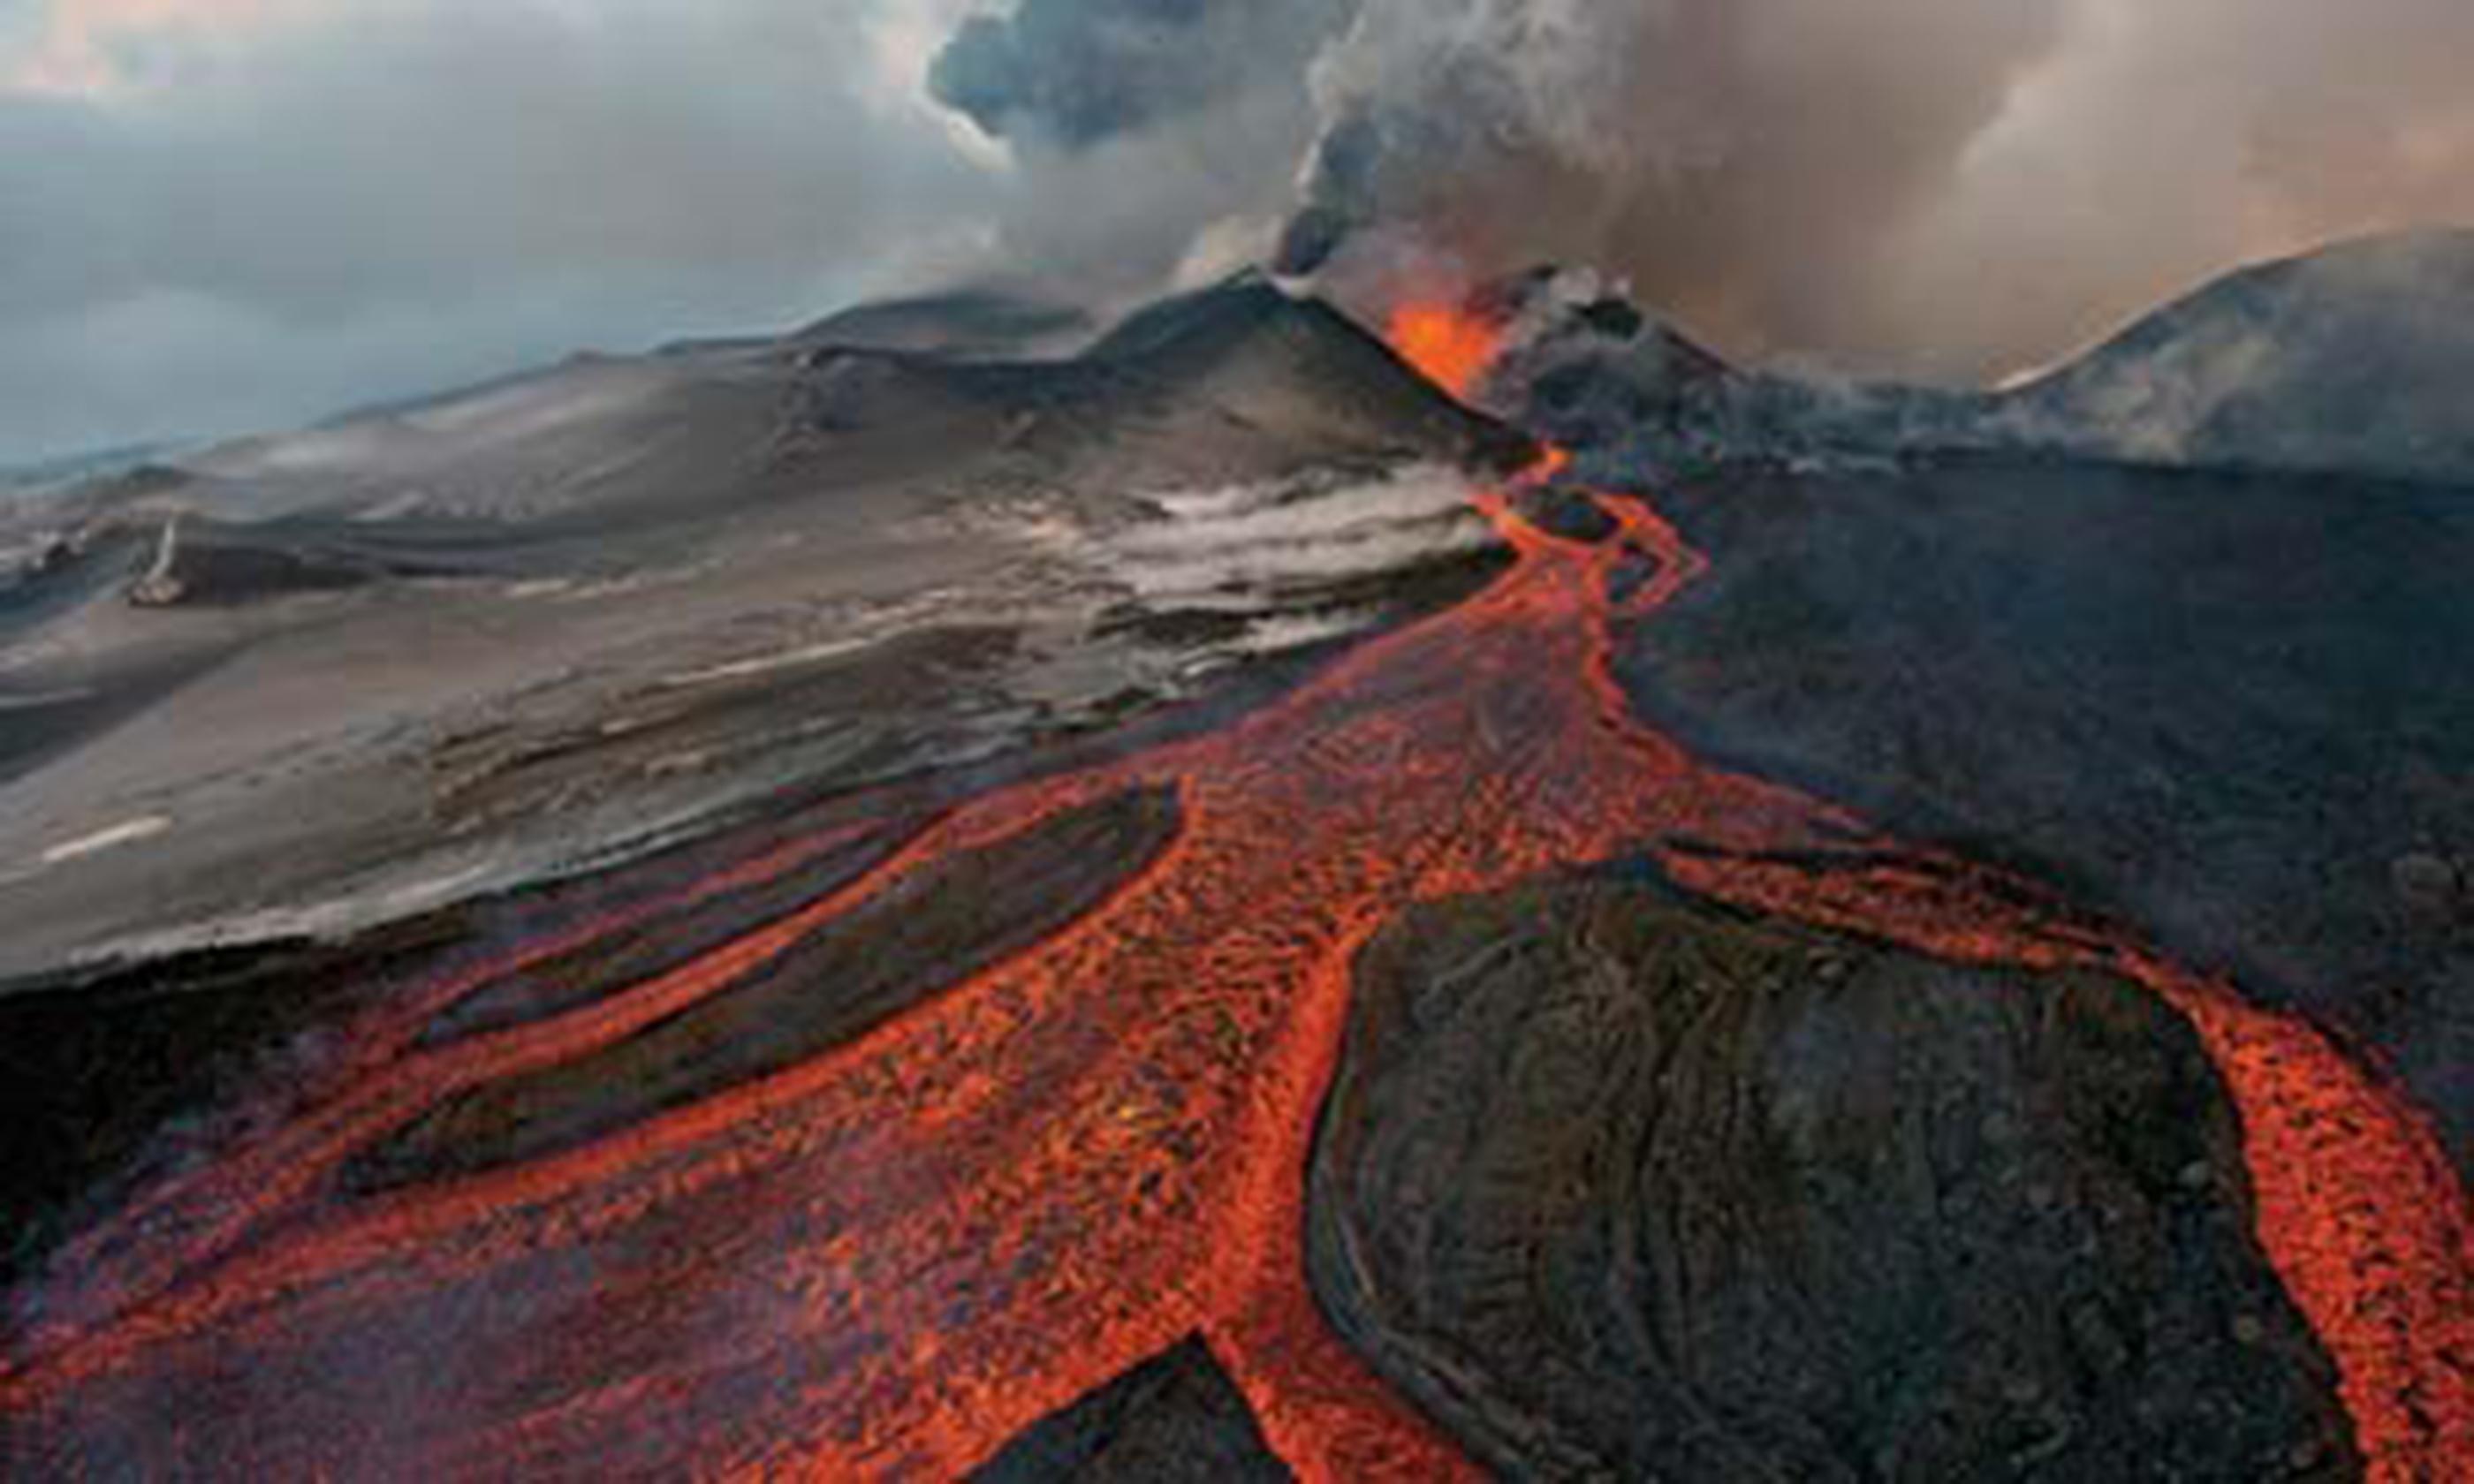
[0,442,177,500]
[1985,230,2474,485]
[1500,231,2474,488]
[0,274,1534,980]
[1071,272,1534,477]
[11,274,1521,537]
[783,288,1093,360]
[1485,268,1977,478]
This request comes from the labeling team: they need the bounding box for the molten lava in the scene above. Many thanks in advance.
[1385,301,1506,402]
[1,339,2464,1481]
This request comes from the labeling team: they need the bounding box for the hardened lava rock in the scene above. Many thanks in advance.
[973,1338,1290,1482]
[1309,878,2358,1481]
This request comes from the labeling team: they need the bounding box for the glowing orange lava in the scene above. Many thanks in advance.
[1385,301,1506,401]
[1,377,2463,1479]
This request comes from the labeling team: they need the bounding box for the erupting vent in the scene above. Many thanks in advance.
[1385,301,1506,402]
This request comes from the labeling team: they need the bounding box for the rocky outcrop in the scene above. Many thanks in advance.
[1310,877,2357,1481]
[973,1339,1290,1482]
[1622,460,2474,1164]
[1503,231,2474,488]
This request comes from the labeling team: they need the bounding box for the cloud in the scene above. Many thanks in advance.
[931,0,2474,382]
[0,0,998,462]
[4,0,2470,462]
[1286,0,2076,372]
[1882,0,2474,379]
[3,0,324,95]
[929,0,1350,148]
[922,0,1353,301]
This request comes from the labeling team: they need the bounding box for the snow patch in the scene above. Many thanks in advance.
[39,815,172,866]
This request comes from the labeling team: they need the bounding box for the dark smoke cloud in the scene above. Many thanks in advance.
[1293,0,2071,375]
[938,0,2474,383]
[927,0,1352,301]
[930,0,1350,148]
[9,0,2470,464]
[1885,0,2474,379]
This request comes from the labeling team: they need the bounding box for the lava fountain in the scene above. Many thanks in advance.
[1,309,2463,1480]
[1386,300,1507,402]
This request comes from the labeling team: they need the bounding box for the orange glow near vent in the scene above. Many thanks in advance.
[1386,301,1505,401]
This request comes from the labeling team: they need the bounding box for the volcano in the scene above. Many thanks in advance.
[1496,231,2474,491]
[0,273,2465,1481]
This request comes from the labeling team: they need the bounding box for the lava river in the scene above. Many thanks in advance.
[1,322,2464,1480]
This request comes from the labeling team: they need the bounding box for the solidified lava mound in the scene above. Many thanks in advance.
[1310,877,2361,1481]
[353,785,1182,1188]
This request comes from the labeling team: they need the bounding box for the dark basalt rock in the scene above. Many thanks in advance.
[0,791,917,1289]
[1620,463,2474,1167]
[1508,484,1619,545]
[352,785,1183,1190]
[973,1337,1292,1482]
[1309,878,2357,1482]
[0,920,464,1290]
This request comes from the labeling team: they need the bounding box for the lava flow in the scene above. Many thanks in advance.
[2,314,2465,1481]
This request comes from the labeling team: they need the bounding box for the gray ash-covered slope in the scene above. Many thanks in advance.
[782,287,1095,360]
[0,443,171,504]
[118,513,480,610]
[1089,274,1509,442]
[1312,876,2357,1482]
[1618,461,2474,1166]
[0,274,1524,980]
[987,272,1534,484]
[1987,230,2474,486]
[0,272,1534,1281]
[1508,230,2474,487]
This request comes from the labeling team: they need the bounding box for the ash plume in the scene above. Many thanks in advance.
[927,0,1355,298]
[934,0,2474,382]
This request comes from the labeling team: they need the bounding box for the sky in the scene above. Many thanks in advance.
[0,0,998,462]
[2,0,2469,463]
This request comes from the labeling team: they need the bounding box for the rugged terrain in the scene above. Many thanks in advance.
[1,251,2465,1481]
[0,276,1522,979]
[1315,880,2356,1480]
[1506,229,2474,489]
[1616,461,2474,1167]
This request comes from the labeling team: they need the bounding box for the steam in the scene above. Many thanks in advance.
[1883,0,2474,380]
[925,0,1353,298]
[6,0,2467,464]
[935,0,2474,383]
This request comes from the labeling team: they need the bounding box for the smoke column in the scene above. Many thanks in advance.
[932,0,2474,382]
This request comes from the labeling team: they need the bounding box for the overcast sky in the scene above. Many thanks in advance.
[0,0,999,462]
[3,0,2468,464]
